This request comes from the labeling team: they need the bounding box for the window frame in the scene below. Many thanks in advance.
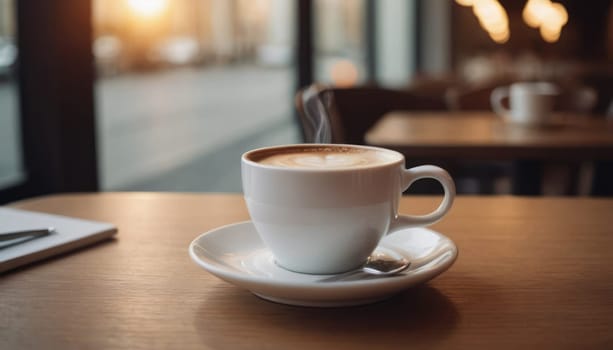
[0,0,98,204]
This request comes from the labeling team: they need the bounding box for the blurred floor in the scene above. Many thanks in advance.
[96,64,300,192]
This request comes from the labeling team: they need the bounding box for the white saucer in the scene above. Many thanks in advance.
[189,221,458,307]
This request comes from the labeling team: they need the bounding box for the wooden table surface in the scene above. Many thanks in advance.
[2,193,613,349]
[365,111,613,160]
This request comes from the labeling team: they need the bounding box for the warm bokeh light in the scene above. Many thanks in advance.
[522,0,550,28]
[540,23,561,43]
[522,0,568,43]
[550,3,568,26]
[475,2,507,30]
[455,0,476,6]
[127,0,168,18]
[489,28,510,43]
[470,0,510,44]
[330,59,359,87]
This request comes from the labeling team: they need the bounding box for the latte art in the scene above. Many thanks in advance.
[253,146,399,169]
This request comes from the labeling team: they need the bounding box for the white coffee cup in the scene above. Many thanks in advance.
[491,82,559,125]
[241,144,455,274]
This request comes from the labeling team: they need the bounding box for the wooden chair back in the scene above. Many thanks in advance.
[295,85,447,144]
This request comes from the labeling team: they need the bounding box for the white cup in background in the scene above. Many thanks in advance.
[491,82,559,126]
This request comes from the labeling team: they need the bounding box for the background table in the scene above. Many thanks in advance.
[2,193,613,349]
[366,111,613,194]
[366,111,613,159]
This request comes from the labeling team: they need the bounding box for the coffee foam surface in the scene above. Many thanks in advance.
[252,147,399,169]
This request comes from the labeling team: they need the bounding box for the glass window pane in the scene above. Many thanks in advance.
[314,0,367,86]
[375,0,416,87]
[0,0,24,191]
[93,0,299,192]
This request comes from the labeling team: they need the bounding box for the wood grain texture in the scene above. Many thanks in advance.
[366,111,613,160]
[2,193,613,349]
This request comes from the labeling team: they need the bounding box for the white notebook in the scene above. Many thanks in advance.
[0,207,117,273]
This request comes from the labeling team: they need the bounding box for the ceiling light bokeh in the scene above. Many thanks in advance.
[127,0,168,18]
[522,0,568,43]
[462,0,510,44]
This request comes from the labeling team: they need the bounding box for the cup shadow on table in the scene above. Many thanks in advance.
[194,284,460,348]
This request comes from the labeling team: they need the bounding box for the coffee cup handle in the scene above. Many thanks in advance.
[491,86,510,116]
[388,165,455,231]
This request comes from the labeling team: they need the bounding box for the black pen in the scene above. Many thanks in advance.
[0,228,55,242]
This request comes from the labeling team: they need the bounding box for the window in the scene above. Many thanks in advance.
[0,0,23,192]
[314,0,368,86]
[93,0,299,192]
[1,0,422,203]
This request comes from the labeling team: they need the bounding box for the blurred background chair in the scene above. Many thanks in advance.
[556,84,598,114]
[295,84,446,144]
[445,78,516,111]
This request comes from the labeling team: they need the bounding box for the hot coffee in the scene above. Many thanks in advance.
[242,143,455,274]
[249,145,400,170]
